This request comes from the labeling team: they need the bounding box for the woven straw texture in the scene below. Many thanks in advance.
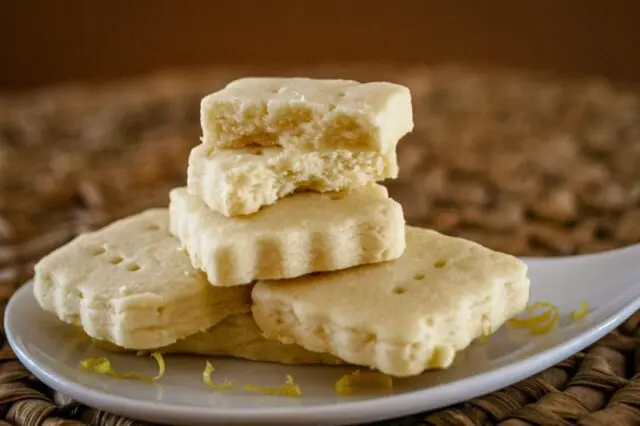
[0,65,638,425]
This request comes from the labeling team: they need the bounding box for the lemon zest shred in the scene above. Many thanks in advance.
[79,358,111,374]
[242,375,301,397]
[571,302,589,321]
[335,374,354,395]
[202,361,233,392]
[335,370,393,396]
[243,384,279,396]
[280,375,302,397]
[526,301,557,312]
[530,309,559,335]
[80,353,165,383]
[507,301,561,335]
[508,307,554,328]
[150,352,165,381]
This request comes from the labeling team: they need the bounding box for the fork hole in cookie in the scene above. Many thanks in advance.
[40,273,53,289]
[125,263,141,272]
[146,223,160,231]
[434,259,447,268]
[247,147,263,156]
[413,273,425,280]
[314,325,327,339]
[74,290,84,300]
[392,286,407,295]
[108,256,123,265]
[88,246,105,256]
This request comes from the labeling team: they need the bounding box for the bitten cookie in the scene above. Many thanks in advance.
[95,314,344,366]
[34,209,251,350]
[252,226,530,377]
[187,144,398,217]
[200,77,413,152]
[169,184,405,286]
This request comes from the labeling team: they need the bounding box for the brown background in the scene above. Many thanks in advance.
[2,0,640,90]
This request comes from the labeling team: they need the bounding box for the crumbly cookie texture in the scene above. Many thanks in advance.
[94,313,344,366]
[252,226,530,377]
[200,77,413,152]
[169,184,405,287]
[34,209,251,350]
[187,144,398,217]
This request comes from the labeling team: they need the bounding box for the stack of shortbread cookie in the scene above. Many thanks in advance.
[34,78,530,378]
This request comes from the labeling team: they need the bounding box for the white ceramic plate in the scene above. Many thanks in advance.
[6,246,640,426]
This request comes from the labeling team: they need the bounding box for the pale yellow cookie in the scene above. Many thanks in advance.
[34,209,251,350]
[95,314,344,365]
[169,184,405,286]
[252,226,530,377]
[200,77,413,152]
[187,144,398,217]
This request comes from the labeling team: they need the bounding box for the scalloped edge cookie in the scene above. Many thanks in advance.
[34,209,251,350]
[252,226,530,377]
[169,184,405,286]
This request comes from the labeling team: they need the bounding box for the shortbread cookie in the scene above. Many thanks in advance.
[188,144,398,217]
[34,209,251,350]
[252,226,530,377]
[95,314,344,365]
[169,184,405,286]
[200,77,413,152]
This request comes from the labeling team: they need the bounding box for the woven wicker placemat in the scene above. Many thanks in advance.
[0,64,638,426]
